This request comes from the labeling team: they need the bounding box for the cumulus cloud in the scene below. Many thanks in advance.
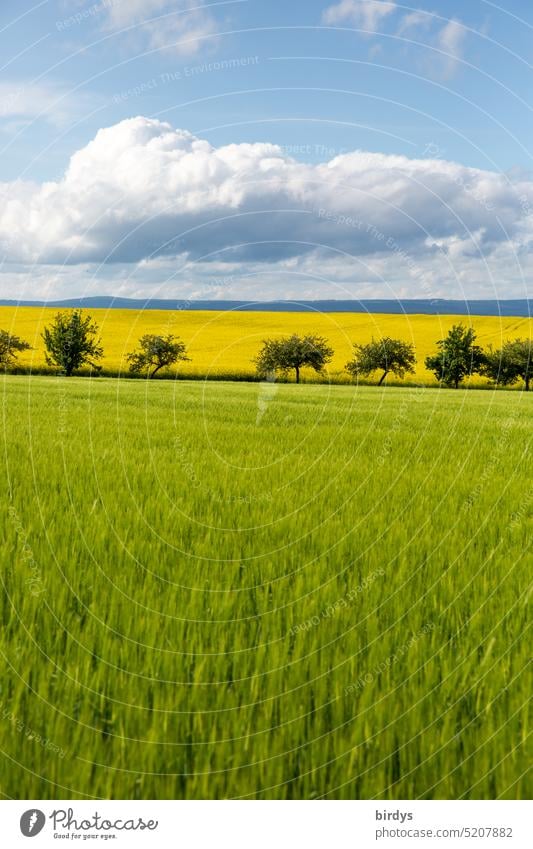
[99,0,219,55]
[0,117,531,290]
[322,0,396,32]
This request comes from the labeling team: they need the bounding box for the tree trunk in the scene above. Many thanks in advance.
[454,378,459,389]
[378,370,388,386]
[295,366,300,384]
[151,364,163,379]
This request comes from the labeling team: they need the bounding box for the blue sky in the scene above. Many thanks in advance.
[0,0,532,301]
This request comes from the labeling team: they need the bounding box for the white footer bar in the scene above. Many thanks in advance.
[2,800,530,848]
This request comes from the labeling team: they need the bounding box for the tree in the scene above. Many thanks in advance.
[254,334,334,384]
[42,310,103,376]
[345,337,416,386]
[425,324,484,389]
[481,338,532,391]
[0,330,31,368]
[126,334,190,378]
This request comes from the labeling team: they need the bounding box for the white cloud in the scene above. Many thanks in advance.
[437,18,467,79]
[322,0,397,32]
[1,249,531,302]
[102,0,180,29]
[0,117,531,301]
[99,0,219,56]
[322,4,469,79]
[0,81,95,128]
[397,11,433,37]
[396,12,468,79]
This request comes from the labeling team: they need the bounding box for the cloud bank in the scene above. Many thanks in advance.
[0,117,531,282]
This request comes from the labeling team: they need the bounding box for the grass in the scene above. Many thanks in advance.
[0,375,531,799]
[1,305,532,385]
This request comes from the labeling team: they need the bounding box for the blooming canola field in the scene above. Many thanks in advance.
[1,306,532,384]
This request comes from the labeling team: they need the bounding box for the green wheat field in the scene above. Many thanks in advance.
[0,375,531,799]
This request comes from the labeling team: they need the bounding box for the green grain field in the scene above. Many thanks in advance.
[0,375,531,800]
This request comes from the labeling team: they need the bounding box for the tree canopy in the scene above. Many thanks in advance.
[42,310,103,376]
[127,334,190,378]
[481,338,532,391]
[425,324,485,389]
[255,334,334,383]
[0,330,31,368]
[345,337,417,385]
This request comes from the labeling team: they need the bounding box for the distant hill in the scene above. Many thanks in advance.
[0,296,531,317]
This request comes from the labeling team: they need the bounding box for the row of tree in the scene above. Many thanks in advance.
[0,310,531,390]
[255,325,532,390]
[0,311,187,378]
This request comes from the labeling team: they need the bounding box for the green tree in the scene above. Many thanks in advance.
[425,324,484,389]
[254,334,334,384]
[42,310,103,376]
[127,334,190,378]
[0,330,31,368]
[481,338,532,391]
[345,337,416,386]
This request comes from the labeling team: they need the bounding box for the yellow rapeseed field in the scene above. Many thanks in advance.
[1,306,532,385]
